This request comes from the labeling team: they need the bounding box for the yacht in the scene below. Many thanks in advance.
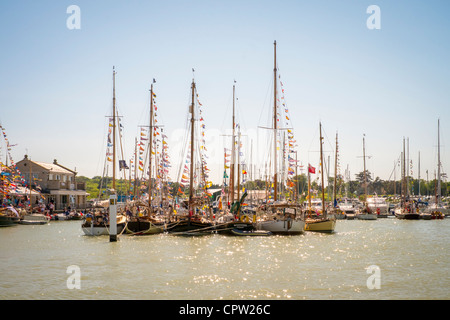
[366,196,389,217]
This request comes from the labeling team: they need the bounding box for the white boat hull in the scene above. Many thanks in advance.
[356,213,378,220]
[257,219,305,235]
[82,223,125,236]
[19,214,50,225]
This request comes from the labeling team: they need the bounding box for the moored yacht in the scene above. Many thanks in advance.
[367,196,389,217]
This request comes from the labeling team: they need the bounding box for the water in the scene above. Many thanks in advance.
[1,218,449,300]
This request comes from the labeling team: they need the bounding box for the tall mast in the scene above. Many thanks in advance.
[189,79,196,217]
[402,137,406,208]
[437,119,441,204]
[112,67,116,191]
[133,137,138,199]
[363,134,367,199]
[148,83,154,211]
[273,40,278,201]
[407,137,410,196]
[29,156,32,211]
[320,122,326,217]
[230,83,236,204]
[334,132,338,207]
[295,151,298,202]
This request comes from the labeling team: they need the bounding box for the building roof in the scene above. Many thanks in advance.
[31,161,75,174]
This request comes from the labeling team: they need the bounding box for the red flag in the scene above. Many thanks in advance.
[308,164,316,174]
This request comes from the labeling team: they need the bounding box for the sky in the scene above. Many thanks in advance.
[0,0,449,186]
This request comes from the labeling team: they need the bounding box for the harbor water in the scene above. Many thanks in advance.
[1,218,449,300]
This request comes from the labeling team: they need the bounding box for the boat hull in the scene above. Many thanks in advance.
[19,214,50,225]
[257,219,305,235]
[0,215,17,227]
[305,218,336,233]
[419,213,432,220]
[81,215,127,236]
[82,222,126,236]
[166,219,214,235]
[125,220,164,235]
[356,213,378,220]
[335,213,347,220]
[215,221,254,235]
[231,229,272,236]
[395,213,420,220]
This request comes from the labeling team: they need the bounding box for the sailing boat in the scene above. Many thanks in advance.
[304,122,336,232]
[330,132,346,219]
[166,77,215,235]
[356,134,377,220]
[213,82,258,235]
[256,41,305,235]
[82,67,127,236]
[421,119,447,219]
[395,137,420,220]
[125,81,165,235]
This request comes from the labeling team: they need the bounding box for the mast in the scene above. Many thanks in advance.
[407,137,410,197]
[29,156,32,211]
[402,137,406,208]
[319,122,326,218]
[148,83,154,211]
[437,119,441,204]
[308,166,311,211]
[230,83,236,204]
[334,132,338,207]
[112,67,116,191]
[295,151,298,202]
[418,151,421,197]
[237,126,241,203]
[189,79,196,219]
[133,137,138,199]
[363,134,367,199]
[273,40,278,201]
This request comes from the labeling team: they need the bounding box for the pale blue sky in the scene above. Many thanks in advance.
[0,0,449,185]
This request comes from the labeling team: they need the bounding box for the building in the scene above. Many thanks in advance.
[15,155,89,211]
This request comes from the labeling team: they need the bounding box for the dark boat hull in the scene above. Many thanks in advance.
[0,215,17,227]
[125,220,164,235]
[166,219,214,235]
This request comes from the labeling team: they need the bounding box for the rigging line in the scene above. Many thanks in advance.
[219,89,233,133]
[175,107,191,186]
[257,74,274,129]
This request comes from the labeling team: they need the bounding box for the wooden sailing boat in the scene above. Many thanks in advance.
[82,67,127,236]
[256,41,305,235]
[395,137,420,219]
[356,134,377,220]
[166,77,215,235]
[125,80,164,235]
[305,122,336,232]
[214,82,257,235]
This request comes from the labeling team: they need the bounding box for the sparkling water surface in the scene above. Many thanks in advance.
[1,218,448,300]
